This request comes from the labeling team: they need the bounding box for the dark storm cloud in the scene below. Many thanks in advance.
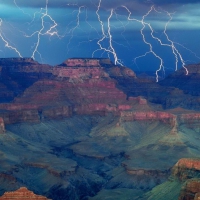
[1,0,199,19]
[150,0,200,5]
[2,0,200,8]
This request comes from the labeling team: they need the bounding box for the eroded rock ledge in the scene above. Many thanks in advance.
[0,187,50,200]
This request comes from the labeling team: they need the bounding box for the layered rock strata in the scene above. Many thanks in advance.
[1,58,200,127]
[0,187,50,200]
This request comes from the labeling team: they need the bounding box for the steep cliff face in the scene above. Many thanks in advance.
[172,158,200,181]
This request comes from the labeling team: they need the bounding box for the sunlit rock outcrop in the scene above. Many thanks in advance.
[0,187,50,200]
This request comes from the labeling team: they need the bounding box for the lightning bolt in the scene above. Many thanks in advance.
[1,0,198,78]
[174,41,200,65]
[65,5,85,54]
[124,6,166,81]
[0,19,23,57]
[138,6,165,82]
[92,0,123,66]
[163,10,188,74]
[122,5,190,81]
[13,0,32,19]
[145,7,189,77]
[20,0,59,61]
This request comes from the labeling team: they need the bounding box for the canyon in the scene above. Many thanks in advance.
[0,57,200,199]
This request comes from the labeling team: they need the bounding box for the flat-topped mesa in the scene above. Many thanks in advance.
[59,58,113,67]
[53,58,113,78]
[54,58,136,79]
[0,117,5,133]
[172,158,200,181]
[0,187,51,200]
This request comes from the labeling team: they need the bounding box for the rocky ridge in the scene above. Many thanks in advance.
[0,57,200,126]
[0,187,51,200]
[0,57,200,199]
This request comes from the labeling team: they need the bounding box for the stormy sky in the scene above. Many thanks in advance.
[0,0,199,74]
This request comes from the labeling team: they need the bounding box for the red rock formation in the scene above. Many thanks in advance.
[53,66,109,79]
[105,66,136,77]
[175,158,200,171]
[120,111,176,125]
[62,58,101,67]
[179,180,200,200]
[179,113,200,128]
[0,187,50,200]
[1,57,200,127]
[173,158,200,182]
[0,118,5,133]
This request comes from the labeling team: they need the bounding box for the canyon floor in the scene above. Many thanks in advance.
[0,58,200,199]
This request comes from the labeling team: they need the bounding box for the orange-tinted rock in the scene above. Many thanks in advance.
[173,159,200,181]
[0,187,50,200]
[175,158,200,171]
[179,180,200,200]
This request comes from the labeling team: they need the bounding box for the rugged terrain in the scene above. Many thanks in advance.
[0,57,200,199]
